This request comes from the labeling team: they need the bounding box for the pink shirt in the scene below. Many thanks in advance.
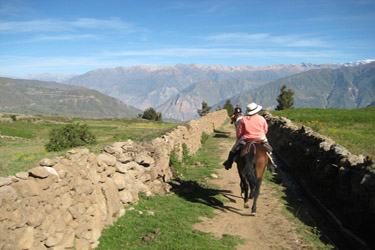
[236,114,268,141]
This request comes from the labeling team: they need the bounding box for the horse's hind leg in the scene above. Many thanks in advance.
[251,179,262,214]
[239,177,249,208]
[249,182,255,199]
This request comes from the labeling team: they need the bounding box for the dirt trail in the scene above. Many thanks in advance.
[194,124,313,250]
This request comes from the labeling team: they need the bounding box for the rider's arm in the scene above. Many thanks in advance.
[236,119,244,140]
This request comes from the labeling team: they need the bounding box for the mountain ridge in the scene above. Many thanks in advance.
[3,60,374,121]
[0,77,141,118]
[214,62,375,111]
[63,62,348,114]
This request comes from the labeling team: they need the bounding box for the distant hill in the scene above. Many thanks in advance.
[0,77,141,118]
[64,63,343,113]
[21,73,78,83]
[157,78,260,121]
[215,62,375,110]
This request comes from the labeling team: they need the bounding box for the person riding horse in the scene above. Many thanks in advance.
[223,102,273,170]
[230,104,243,128]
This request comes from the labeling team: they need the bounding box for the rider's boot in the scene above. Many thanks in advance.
[223,151,236,170]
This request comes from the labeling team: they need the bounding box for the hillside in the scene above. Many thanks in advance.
[0,77,141,118]
[216,62,375,110]
[157,78,260,120]
[63,63,343,113]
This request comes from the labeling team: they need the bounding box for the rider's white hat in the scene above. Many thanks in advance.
[247,103,262,115]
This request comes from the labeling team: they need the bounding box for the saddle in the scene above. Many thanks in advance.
[239,140,273,154]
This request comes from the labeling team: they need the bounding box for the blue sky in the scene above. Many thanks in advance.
[0,0,374,76]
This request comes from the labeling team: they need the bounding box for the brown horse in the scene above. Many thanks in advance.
[236,140,269,215]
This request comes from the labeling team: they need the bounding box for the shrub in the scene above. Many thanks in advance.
[45,123,96,152]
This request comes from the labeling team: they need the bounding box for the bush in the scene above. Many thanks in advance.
[45,123,96,152]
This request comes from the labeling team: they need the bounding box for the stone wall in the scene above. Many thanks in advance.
[0,110,228,250]
[264,111,375,248]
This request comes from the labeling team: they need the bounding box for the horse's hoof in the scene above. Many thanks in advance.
[250,212,257,216]
[244,203,249,208]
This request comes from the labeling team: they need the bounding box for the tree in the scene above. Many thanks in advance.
[223,99,234,117]
[276,84,295,110]
[142,107,162,121]
[197,101,211,117]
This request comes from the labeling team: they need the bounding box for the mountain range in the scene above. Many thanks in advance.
[0,77,141,118]
[215,61,375,111]
[62,63,352,120]
[2,60,374,121]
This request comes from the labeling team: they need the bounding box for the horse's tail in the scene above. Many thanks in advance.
[244,144,257,186]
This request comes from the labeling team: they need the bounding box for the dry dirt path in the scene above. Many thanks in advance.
[194,124,314,250]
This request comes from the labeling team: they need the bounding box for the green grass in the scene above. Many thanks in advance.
[97,129,244,250]
[0,115,178,177]
[97,195,242,250]
[271,107,375,158]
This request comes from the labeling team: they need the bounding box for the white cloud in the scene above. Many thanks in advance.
[108,47,342,58]
[0,17,136,34]
[31,34,99,42]
[205,32,331,48]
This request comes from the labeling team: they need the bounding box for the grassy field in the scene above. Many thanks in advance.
[0,114,178,177]
[270,107,375,159]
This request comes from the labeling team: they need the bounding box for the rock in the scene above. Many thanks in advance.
[210,173,218,179]
[115,161,144,174]
[45,232,64,247]
[104,146,123,155]
[39,158,55,167]
[97,153,117,167]
[29,167,58,179]
[102,178,122,225]
[122,139,135,152]
[112,173,126,190]
[134,153,155,167]
[119,189,133,204]
[0,185,17,201]
[15,226,34,249]
[15,172,29,180]
[117,152,134,163]
[61,228,75,249]
[27,208,45,227]
[12,179,40,197]
[75,238,91,250]
[0,177,12,187]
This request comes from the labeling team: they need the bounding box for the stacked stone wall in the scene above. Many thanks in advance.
[264,111,375,248]
[0,110,228,250]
